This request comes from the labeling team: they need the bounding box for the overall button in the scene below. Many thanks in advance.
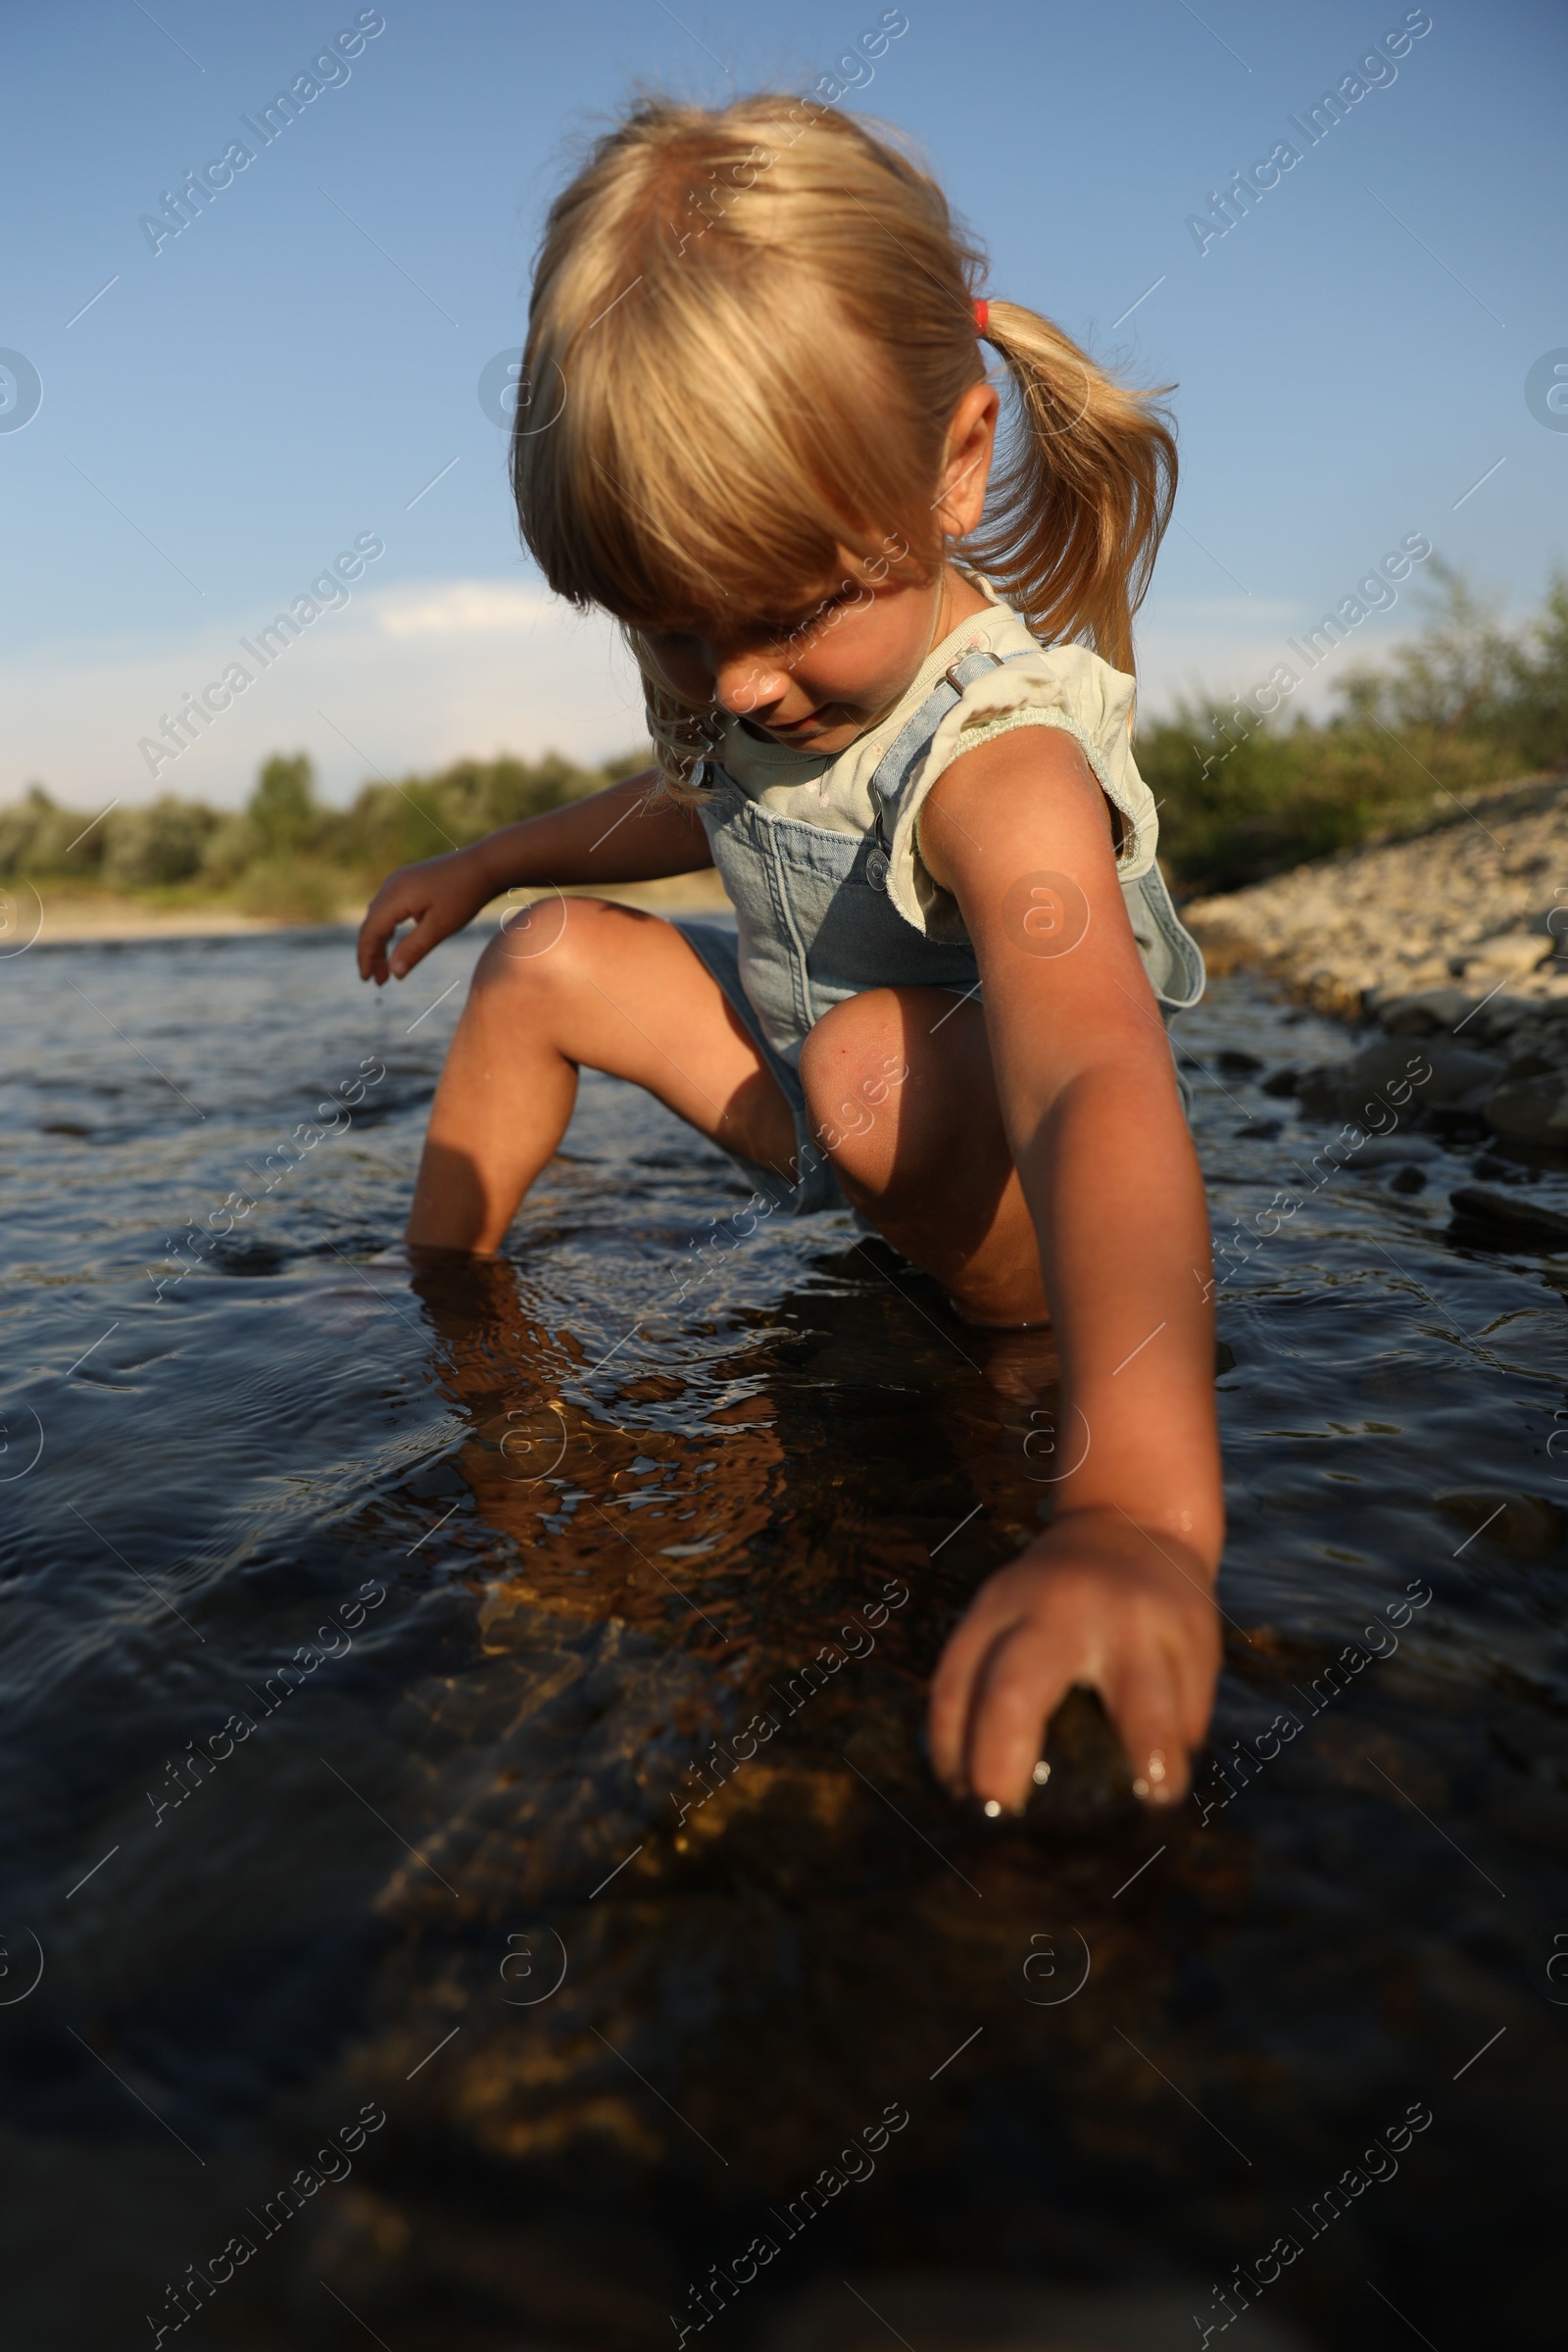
[865,848,890,891]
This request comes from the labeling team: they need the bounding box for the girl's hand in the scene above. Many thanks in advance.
[358,847,494,985]
[929,1507,1221,1813]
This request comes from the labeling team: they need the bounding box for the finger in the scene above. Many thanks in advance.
[964,1624,1079,1813]
[357,892,407,985]
[1152,1582,1222,1761]
[1176,1617,1222,1754]
[929,1592,1030,1791]
[1104,1646,1191,1806]
[388,908,444,980]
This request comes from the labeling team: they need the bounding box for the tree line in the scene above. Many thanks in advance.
[0,748,646,921]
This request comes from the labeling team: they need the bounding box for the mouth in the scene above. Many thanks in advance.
[762,706,832,739]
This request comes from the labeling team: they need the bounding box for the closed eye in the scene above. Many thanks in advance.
[760,583,862,640]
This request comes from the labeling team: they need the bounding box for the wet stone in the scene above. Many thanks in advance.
[1377,987,1484,1037]
[1447,1184,1568,1250]
[1436,1490,1566,1562]
[1483,1071,1568,1147]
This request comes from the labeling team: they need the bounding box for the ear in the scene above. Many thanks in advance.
[933,380,1000,540]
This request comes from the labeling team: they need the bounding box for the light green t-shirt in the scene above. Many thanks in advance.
[714,570,1161,942]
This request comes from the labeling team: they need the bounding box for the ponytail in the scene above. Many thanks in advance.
[966,302,1176,681]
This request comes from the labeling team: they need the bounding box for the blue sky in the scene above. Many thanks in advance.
[2,0,1565,811]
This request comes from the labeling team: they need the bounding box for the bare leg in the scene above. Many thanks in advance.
[797,986,1052,1328]
[406,898,797,1252]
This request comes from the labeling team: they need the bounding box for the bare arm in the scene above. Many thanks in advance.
[920,729,1224,1809]
[357,767,713,983]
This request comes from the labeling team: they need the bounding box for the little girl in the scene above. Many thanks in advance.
[359,94,1224,1816]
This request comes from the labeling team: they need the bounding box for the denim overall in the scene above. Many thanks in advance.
[672,647,1205,1214]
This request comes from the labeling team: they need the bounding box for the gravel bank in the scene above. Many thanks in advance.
[1183,768,1568,1018]
[1182,768,1568,1152]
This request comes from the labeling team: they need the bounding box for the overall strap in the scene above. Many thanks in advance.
[865,647,1039,858]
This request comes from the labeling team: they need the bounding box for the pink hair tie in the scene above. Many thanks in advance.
[972,297,990,335]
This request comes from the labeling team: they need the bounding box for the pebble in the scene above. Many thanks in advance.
[1345,1137,1443,1166]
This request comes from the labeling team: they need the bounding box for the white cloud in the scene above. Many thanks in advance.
[376,581,561,636]
[0,581,649,813]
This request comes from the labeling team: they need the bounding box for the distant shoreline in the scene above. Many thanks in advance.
[13,869,732,948]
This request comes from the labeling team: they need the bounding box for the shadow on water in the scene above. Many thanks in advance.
[3,926,1568,2347]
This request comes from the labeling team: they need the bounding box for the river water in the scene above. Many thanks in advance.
[3,920,1567,2351]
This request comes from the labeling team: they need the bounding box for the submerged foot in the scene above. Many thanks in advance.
[949,1307,1061,1402]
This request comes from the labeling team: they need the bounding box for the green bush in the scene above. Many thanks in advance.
[0,785,104,877]
[0,747,634,907]
[332,751,612,874]
[1142,561,1568,894]
[101,796,220,888]
[233,857,349,924]
[1504,575,1568,769]
[248,753,318,856]
[201,812,263,886]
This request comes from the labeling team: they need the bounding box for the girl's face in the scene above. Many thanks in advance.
[643,381,1002,758]
[645,557,957,756]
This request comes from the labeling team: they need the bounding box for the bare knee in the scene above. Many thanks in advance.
[468,894,624,1009]
[799,993,909,1190]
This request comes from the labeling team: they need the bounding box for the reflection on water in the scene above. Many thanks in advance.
[3,923,1568,2350]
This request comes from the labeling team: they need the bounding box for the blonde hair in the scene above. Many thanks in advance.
[514,92,1176,788]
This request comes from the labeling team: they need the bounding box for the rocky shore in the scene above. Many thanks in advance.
[1183,768,1568,1154]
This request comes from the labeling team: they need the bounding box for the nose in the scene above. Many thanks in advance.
[712,651,788,717]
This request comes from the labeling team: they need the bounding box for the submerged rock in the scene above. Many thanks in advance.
[763,2274,1320,2349]
[1296,1036,1502,1121]
[1447,1185,1568,1250]
[1436,1490,1566,1562]
[1483,1072,1568,1147]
